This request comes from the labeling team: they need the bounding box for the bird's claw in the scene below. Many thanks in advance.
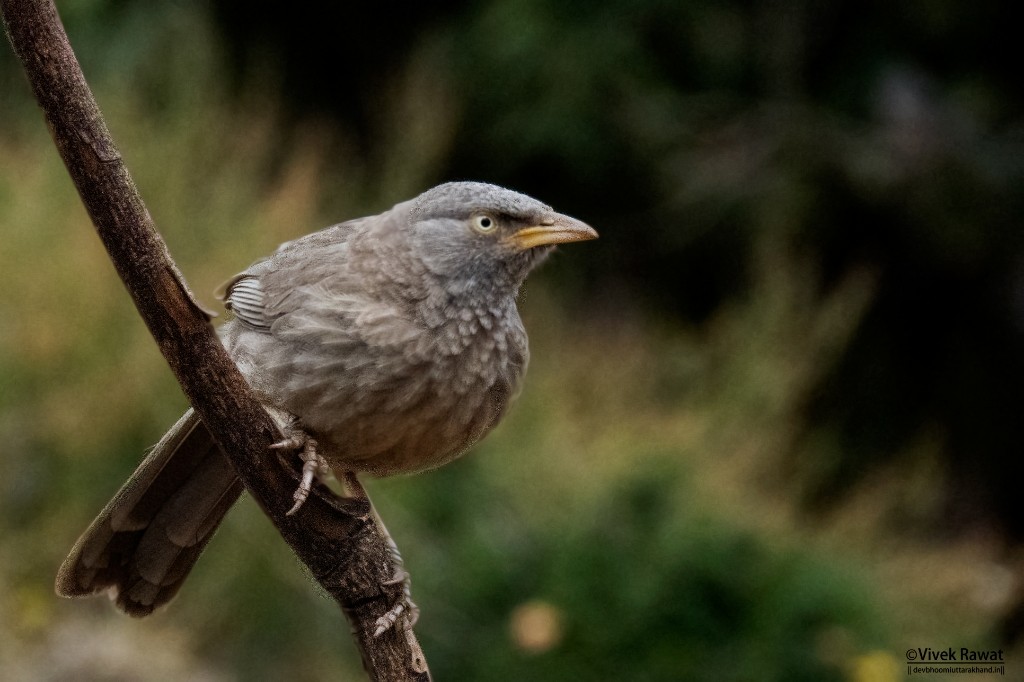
[373,569,420,638]
[287,443,328,515]
[370,509,420,638]
[269,426,328,516]
[269,434,306,451]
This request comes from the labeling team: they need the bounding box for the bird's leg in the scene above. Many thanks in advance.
[373,518,420,638]
[342,472,420,638]
[268,417,329,516]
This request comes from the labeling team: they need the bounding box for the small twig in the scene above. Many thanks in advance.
[1,1,429,679]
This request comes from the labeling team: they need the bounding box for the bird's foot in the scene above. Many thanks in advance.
[373,514,419,637]
[342,472,420,638]
[374,568,420,637]
[270,426,328,515]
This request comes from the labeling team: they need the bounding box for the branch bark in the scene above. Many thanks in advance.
[1,1,429,679]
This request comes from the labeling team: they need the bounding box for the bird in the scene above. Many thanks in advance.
[54,181,597,622]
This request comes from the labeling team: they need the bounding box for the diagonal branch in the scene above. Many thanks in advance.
[1,1,429,679]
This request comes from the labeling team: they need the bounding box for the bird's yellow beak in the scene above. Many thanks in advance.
[509,214,598,251]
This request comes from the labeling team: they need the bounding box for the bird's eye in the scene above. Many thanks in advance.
[472,214,497,233]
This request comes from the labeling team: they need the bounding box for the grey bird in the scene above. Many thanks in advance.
[55,181,597,619]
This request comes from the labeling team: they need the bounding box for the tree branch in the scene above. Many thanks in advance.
[1,1,428,679]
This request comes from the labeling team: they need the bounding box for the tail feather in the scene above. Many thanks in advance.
[55,409,244,616]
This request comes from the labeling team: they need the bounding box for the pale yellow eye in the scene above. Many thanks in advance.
[472,214,497,233]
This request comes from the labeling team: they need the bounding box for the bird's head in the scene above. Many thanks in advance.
[403,182,597,300]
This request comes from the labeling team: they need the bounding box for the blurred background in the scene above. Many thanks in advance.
[2,1,1022,679]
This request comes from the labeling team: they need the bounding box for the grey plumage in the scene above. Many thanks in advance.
[55,181,596,616]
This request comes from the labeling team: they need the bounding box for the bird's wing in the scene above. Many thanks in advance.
[217,220,366,332]
[220,275,270,331]
[217,213,428,354]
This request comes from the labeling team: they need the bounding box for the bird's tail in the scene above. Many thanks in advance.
[55,409,244,616]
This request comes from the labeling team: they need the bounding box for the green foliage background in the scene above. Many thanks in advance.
[1,1,1019,680]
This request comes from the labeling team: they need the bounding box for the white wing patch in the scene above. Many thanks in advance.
[223,276,270,331]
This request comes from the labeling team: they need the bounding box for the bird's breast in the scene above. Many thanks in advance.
[267,306,528,477]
